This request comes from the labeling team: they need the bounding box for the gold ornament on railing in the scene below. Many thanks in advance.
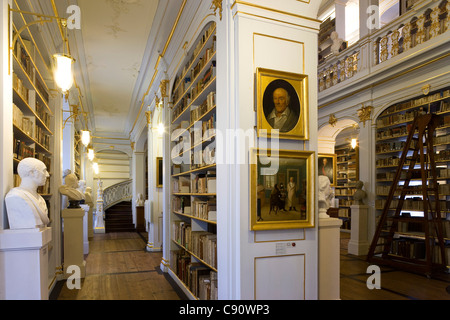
[391,29,400,57]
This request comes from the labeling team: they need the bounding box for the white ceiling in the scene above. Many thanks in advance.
[76,0,158,135]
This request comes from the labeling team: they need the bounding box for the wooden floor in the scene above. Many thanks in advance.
[339,232,450,300]
[52,231,450,300]
[53,232,184,300]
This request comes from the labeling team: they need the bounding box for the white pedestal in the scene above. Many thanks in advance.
[319,217,342,300]
[0,227,52,300]
[348,205,370,256]
[80,204,90,255]
[62,208,86,279]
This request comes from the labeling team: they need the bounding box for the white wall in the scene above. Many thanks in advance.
[216,0,321,300]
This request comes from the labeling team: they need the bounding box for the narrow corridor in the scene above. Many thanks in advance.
[53,232,185,300]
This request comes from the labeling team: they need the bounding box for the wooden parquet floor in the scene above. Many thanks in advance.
[52,231,450,300]
[53,232,184,300]
[339,232,450,300]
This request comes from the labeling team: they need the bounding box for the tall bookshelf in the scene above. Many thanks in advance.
[169,21,218,300]
[375,87,450,269]
[335,144,359,230]
[12,32,53,212]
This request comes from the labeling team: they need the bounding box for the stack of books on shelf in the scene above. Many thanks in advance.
[13,138,34,160]
[172,196,191,214]
[36,101,50,128]
[190,92,216,125]
[192,200,217,221]
[12,73,29,102]
[35,126,50,150]
[191,231,217,269]
[170,251,218,300]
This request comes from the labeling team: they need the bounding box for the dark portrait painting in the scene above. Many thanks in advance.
[262,79,301,133]
[256,68,309,140]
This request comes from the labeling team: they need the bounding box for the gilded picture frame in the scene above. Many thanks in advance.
[250,149,315,231]
[256,68,309,140]
[318,153,337,187]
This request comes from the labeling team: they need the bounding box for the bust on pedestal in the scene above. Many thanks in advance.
[348,181,370,256]
[59,173,86,279]
[317,175,342,300]
[0,158,52,300]
[318,175,334,219]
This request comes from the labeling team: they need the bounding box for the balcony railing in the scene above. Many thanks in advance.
[318,0,449,93]
[103,179,133,210]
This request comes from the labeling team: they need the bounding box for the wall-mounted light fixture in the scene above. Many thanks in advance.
[351,138,358,149]
[87,147,95,161]
[80,130,91,147]
[9,7,75,93]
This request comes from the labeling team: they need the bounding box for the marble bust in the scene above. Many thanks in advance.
[353,180,367,205]
[59,173,85,207]
[5,158,50,229]
[136,193,145,206]
[85,187,93,205]
[318,175,334,219]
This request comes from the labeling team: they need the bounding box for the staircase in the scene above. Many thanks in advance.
[105,201,135,233]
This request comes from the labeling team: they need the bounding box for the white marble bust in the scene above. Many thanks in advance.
[85,187,93,205]
[318,175,334,219]
[5,158,50,229]
[59,173,85,201]
[136,193,145,206]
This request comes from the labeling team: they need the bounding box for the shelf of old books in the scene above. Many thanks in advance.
[375,87,450,266]
[335,144,359,231]
[12,30,53,205]
[169,21,218,300]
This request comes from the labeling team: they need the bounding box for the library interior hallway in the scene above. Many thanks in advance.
[52,232,185,300]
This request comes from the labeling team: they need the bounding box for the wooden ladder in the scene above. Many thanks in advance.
[367,114,447,277]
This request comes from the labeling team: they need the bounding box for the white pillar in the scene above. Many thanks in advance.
[318,218,342,300]
[335,0,348,40]
[0,0,13,229]
[62,208,86,279]
[80,204,90,255]
[359,0,380,38]
[348,205,370,256]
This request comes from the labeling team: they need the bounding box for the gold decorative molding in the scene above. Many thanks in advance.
[211,0,223,20]
[329,114,338,127]
[145,111,153,127]
[160,80,169,98]
[422,84,431,95]
[357,105,373,127]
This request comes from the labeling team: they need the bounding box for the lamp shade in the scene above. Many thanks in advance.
[80,130,91,147]
[53,54,74,93]
[351,138,357,149]
[88,148,95,161]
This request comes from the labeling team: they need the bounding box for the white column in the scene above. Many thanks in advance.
[335,0,348,40]
[160,104,170,267]
[318,218,342,300]
[62,208,86,279]
[80,204,90,255]
[132,151,146,228]
[359,0,380,38]
[0,0,13,229]
[348,205,370,255]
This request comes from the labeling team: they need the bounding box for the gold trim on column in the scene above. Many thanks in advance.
[211,0,223,20]
[329,114,338,127]
[357,105,373,128]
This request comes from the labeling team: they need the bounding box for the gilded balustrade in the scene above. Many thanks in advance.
[318,0,449,93]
